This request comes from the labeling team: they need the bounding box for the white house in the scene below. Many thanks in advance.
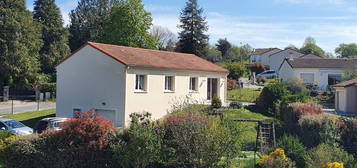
[249,48,281,66]
[279,56,357,91]
[268,48,304,71]
[56,42,228,127]
[333,78,357,114]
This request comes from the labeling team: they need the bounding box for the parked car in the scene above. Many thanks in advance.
[0,118,33,136]
[256,70,277,79]
[34,117,68,133]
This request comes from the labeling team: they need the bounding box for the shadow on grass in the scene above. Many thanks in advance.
[245,104,273,117]
[21,114,55,128]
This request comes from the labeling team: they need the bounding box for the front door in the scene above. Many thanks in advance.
[207,78,218,100]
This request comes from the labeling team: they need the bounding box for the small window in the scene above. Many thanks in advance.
[328,74,342,85]
[165,76,174,92]
[135,75,147,91]
[189,77,198,92]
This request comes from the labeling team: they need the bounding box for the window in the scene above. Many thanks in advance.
[189,77,198,92]
[300,73,314,83]
[73,108,82,118]
[165,76,174,92]
[328,74,342,85]
[135,75,146,91]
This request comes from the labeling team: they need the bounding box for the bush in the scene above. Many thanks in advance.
[259,148,296,168]
[250,63,267,75]
[298,114,340,148]
[306,143,357,168]
[339,118,357,157]
[211,96,222,109]
[256,82,290,116]
[223,62,248,80]
[283,78,310,95]
[256,77,267,84]
[229,101,243,109]
[227,79,240,90]
[3,111,116,168]
[277,135,307,168]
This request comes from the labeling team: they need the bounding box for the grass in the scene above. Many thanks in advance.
[225,108,276,145]
[1,109,55,128]
[228,88,262,103]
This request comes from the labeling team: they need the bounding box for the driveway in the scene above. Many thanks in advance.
[0,101,55,116]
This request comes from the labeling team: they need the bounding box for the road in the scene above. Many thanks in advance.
[0,101,55,116]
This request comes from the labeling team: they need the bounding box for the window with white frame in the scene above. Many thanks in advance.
[135,74,147,91]
[164,76,174,92]
[300,73,314,83]
[189,77,198,92]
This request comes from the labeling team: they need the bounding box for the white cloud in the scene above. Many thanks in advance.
[273,0,345,5]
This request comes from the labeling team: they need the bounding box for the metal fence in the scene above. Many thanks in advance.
[0,89,55,116]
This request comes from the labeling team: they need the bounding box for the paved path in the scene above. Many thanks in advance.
[240,78,264,89]
[0,101,55,116]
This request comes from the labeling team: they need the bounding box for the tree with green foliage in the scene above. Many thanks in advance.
[101,0,156,49]
[223,62,247,80]
[176,0,209,57]
[33,0,70,74]
[69,0,116,51]
[335,43,357,58]
[205,45,222,62]
[216,38,232,59]
[300,37,325,57]
[343,68,357,81]
[0,0,42,88]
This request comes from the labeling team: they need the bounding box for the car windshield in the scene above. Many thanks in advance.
[4,120,25,129]
[53,121,65,128]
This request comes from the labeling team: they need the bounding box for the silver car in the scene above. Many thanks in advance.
[256,70,277,79]
[34,117,68,133]
[0,118,33,136]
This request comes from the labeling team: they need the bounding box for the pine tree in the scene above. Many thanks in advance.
[176,0,209,57]
[69,0,116,51]
[0,0,42,88]
[33,0,70,74]
[101,0,156,49]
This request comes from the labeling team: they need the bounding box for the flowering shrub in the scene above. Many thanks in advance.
[277,135,307,168]
[227,79,239,90]
[339,118,357,157]
[259,148,295,168]
[291,103,322,116]
[326,162,344,168]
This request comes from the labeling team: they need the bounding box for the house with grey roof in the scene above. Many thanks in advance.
[278,56,357,91]
[249,48,281,66]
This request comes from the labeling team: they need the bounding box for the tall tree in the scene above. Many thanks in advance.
[69,0,116,51]
[0,0,42,88]
[216,38,232,59]
[176,0,209,57]
[335,43,357,58]
[150,25,177,50]
[33,0,70,74]
[101,0,156,49]
[300,36,325,57]
[205,45,222,62]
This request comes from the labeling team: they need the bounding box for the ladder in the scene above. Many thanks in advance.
[256,121,276,153]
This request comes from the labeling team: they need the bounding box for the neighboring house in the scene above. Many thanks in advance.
[268,48,304,71]
[56,42,228,127]
[249,48,281,66]
[279,57,357,91]
[333,79,357,114]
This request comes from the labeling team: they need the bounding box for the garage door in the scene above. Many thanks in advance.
[95,109,115,124]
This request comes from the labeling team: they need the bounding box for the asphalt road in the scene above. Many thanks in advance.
[0,101,55,116]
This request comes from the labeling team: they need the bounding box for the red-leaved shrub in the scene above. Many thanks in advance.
[249,63,267,75]
[291,103,322,116]
[227,79,240,90]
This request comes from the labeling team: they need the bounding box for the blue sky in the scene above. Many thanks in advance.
[26,0,357,54]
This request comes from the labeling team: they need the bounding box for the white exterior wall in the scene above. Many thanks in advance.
[269,49,304,71]
[278,61,295,81]
[261,49,282,67]
[124,68,227,126]
[56,46,126,127]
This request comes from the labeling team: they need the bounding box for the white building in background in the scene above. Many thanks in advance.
[56,42,228,127]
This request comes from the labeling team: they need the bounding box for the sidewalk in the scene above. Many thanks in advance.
[0,100,55,115]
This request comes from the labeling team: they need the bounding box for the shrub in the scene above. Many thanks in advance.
[229,101,243,109]
[3,110,116,168]
[223,62,248,80]
[211,96,222,109]
[259,148,296,168]
[256,77,267,84]
[283,78,310,95]
[326,162,344,168]
[339,118,357,157]
[113,113,163,168]
[256,82,290,116]
[277,135,307,168]
[298,114,340,148]
[227,79,240,90]
[306,143,357,168]
[250,63,266,75]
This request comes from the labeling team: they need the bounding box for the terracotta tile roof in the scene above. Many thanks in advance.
[286,58,357,69]
[59,42,228,73]
[252,48,280,55]
[333,78,357,88]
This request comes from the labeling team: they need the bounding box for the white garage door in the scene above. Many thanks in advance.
[95,109,115,124]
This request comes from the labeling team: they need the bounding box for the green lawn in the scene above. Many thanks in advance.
[225,108,275,145]
[228,88,262,103]
[1,109,55,128]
